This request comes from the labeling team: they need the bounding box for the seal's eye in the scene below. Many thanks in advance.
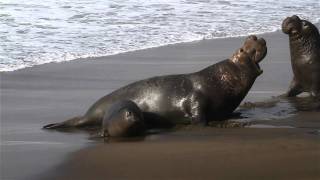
[302,21,308,27]
[125,111,132,118]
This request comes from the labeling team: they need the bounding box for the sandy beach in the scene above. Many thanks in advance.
[1,29,320,180]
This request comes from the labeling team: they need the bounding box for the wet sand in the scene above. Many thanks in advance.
[1,30,320,179]
[44,128,320,180]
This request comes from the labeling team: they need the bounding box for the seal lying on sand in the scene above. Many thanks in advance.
[43,35,267,129]
[282,15,320,98]
[100,100,145,137]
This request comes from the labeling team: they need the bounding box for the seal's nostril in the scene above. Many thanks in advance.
[291,15,300,21]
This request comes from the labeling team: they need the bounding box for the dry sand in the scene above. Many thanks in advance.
[1,30,320,180]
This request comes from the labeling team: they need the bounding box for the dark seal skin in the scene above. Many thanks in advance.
[43,35,267,129]
[282,15,320,98]
[100,100,146,137]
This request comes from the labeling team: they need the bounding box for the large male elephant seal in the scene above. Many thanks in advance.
[43,35,267,129]
[100,100,145,137]
[282,15,320,98]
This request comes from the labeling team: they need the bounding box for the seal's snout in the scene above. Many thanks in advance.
[291,15,301,21]
[258,38,266,46]
[247,35,257,41]
[282,15,301,34]
[238,35,267,76]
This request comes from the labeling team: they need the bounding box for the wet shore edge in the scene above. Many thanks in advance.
[1,29,320,180]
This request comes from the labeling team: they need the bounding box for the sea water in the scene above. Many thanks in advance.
[0,0,319,71]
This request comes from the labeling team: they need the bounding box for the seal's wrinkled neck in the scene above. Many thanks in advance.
[289,31,319,59]
[230,51,242,64]
[230,52,263,78]
[284,17,320,58]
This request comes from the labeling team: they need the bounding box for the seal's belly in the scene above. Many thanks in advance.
[293,60,313,89]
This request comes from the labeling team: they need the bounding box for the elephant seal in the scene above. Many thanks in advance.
[43,35,267,129]
[100,100,145,137]
[282,15,320,98]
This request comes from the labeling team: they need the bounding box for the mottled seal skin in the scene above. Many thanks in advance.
[101,100,146,137]
[282,15,320,98]
[43,35,267,129]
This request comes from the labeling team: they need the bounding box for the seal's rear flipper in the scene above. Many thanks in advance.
[43,116,87,129]
[286,78,303,97]
[43,123,67,129]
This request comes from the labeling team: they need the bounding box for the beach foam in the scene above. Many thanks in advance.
[1,0,319,71]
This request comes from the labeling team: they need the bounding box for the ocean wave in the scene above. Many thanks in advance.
[0,0,319,72]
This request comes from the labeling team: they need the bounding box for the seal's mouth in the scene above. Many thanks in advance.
[253,48,266,75]
[253,60,263,75]
[248,48,266,75]
[248,49,263,75]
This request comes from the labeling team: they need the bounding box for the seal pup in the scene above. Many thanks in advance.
[282,15,320,98]
[100,100,146,137]
[43,35,267,129]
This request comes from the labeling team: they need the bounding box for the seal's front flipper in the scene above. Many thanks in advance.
[189,92,207,126]
[286,78,303,97]
[311,70,320,99]
[88,131,106,140]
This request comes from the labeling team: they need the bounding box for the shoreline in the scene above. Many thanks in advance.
[0,30,282,73]
[1,29,320,180]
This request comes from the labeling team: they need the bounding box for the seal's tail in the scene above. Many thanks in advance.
[43,116,87,129]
